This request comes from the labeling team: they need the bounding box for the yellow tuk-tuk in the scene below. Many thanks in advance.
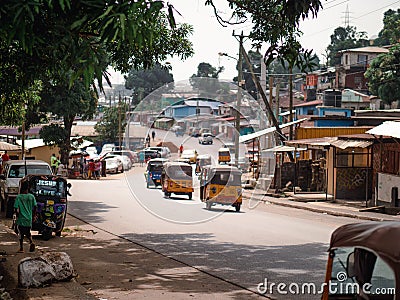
[161,162,194,199]
[218,147,231,164]
[200,165,242,211]
[195,154,212,175]
[322,221,399,299]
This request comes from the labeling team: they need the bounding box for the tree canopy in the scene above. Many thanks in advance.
[374,9,400,46]
[365,45,400,105]
[125,64,174,108]
[39,76,98,164]
[205,0,323,71]
[190,63,228,98]
[95,103,128,143]
[326,26,368,66]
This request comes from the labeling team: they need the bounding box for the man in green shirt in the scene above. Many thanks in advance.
[14,180,37,253]
[50,153,57,174]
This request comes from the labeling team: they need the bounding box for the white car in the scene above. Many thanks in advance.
[103,157,123,173]
[198,133,213,145]
[103,154,132,170]
[0,160,53,217]
[145,147,171,158]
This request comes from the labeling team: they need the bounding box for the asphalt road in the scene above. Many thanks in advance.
[68,150,357,299]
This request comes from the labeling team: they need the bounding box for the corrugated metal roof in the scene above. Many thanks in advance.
[367,121,400,139]
[262,145,307,152]
[330,139,373,149]
[239,118,308,143]
[285,137,337,148]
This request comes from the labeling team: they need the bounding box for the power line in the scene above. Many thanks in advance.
[306,0,400,38]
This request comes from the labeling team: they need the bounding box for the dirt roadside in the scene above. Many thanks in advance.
[0,214,264,300]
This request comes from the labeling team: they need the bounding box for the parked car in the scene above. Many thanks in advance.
[103,154,132,170]
[139,149,161,161]
[145,146,171,158]
[0,160,53,218]
[181,149,197,164]
[198,133,213,145]
[103,156,124,173]
[108,150,138,164]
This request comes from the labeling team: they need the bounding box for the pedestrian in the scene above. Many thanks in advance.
[50,153,57,174]
[14,180,36,253]
[55,156,61,174]
[2,150,10,163]
[139,151,145,167]
[146,135,151,147]
[88,159,95,179]
[179,144,183,155]
[151,130,156,141]
[94,159,101,179]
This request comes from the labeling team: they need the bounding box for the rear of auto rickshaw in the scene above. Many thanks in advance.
[321,221,399,300]
[20,174,71,240]
[218,147,231,164]
[145,158,168,188]
[200,165,242,211]
[195,154,212,175]
[161,162,193,199]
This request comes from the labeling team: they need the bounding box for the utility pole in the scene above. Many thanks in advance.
[233,31,246,168]
[241,45,294,162]
[289,66,293,140]
[118,92,122,149]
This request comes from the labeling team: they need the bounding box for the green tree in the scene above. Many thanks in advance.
[39,76,98,164]
[0,1,193,125]
[190,63,227,98]
[205,0,323,71]
[326,26,368,66]
[374,9,400,46]
[365,45,400,105]
[95,103,128,143]
[125,64,174,108]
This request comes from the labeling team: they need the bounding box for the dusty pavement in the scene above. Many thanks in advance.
[0,214,264,300]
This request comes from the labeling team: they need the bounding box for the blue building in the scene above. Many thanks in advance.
[312,106,354,127]
[164,98,222,120]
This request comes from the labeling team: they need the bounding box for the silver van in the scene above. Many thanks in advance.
[0,160,52,217]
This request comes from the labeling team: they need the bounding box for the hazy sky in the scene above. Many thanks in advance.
[108,0,399,84]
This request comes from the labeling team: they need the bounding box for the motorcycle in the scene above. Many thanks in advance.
[20,174,71,240]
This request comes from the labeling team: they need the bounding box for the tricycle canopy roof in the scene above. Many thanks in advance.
[147,158,169,165]
[329,221,400,276]
[202,165,242,174]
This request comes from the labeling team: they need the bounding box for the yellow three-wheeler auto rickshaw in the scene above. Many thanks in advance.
[218,147,231,164]
[161,162,194,200]
[321,221,399,300]
[200,165,242,212]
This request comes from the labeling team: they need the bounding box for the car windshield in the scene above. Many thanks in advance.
[8,165,52,178]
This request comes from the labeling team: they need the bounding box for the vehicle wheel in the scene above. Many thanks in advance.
[188,193,192,200]
[5,196,14,218]
[206,200,212,210]
[164,191,170,197]
[42,228,52,241]
[235,203,241,212]
[55,230,62,237]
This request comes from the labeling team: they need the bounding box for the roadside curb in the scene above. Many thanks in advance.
[242,192,399,222]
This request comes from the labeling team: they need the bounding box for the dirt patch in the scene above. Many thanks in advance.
[0,215,262,300]
[157,141,179,153]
